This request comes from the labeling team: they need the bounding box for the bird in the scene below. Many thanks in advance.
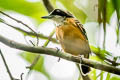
[41,9,91,80]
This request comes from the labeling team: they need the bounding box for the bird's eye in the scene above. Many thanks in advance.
[56,9,60,13]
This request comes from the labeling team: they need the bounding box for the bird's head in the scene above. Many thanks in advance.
[41,9,73,23]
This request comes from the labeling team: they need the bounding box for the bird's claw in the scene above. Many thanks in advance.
[78,55,84,64]
[55,47,61,62]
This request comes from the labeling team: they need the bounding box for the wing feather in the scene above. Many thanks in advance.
[74,20,88,40]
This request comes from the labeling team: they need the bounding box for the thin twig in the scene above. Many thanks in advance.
[20,73,24,80]
[25,55,41,80]
[29,40,35,46]
[0,50,14,80]
[102,0,107,49]
[28,29,55,69]
[26,29,55,78]
[43,29,55,46]
[0,18,58,44]
[0,11,35,33]
[116,19,120,44]
[26,55,40,69]
[0,11,39,46]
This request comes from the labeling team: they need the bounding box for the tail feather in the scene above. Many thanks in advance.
[80,64,90,76]
[76,64,91,80]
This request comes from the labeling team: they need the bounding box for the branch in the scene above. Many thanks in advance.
[0,11,35,33]
[0,11,39,46]
[0,50,14,80]
[20,73,24,80]
[0,18,58,44]
[0,35,120,75]
[42,0,54,13]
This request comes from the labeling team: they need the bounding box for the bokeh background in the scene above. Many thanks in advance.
[0,0,120,80]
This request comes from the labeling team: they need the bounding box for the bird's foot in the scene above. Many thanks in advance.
[55,47,61,62]
[78,55,84,64]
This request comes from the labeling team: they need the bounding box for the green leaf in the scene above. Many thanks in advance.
[106,73,111,80]
[110,76,120,80]
[106,0,115,23]
[90,45,113,64]
[57,0,87,23]
[98,0,115,23]
[100,71,104,80]
[90,69,97,80]
[116,26,120,44]
[112,0,120,20]
[90,56,103,62]
[0,0,47,23]
[90,45,112,57]
[20,52,50,80]
[112,0,120,44]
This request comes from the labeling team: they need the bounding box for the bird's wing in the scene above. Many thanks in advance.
[74,19,88,40]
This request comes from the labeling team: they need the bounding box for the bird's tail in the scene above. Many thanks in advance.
[80,64,91,76]
[76,64,91,80]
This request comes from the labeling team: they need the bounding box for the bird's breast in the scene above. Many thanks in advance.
[56,24,90,57]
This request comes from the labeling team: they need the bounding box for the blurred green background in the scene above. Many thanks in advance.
[0,0,120,80]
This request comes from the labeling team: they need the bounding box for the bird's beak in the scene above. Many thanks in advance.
[41,15,54,19]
